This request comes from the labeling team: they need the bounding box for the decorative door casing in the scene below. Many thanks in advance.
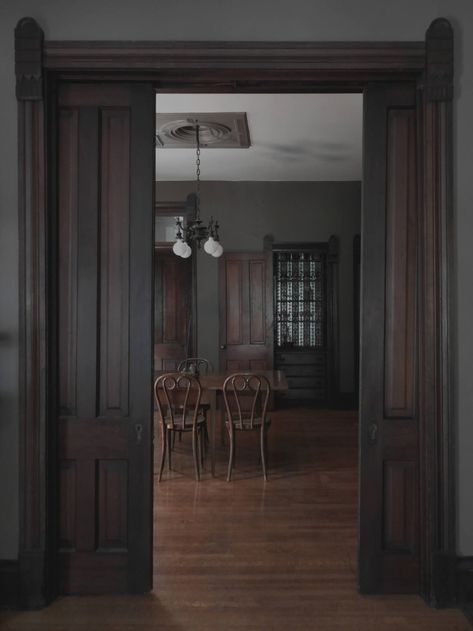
[15,18,454,607]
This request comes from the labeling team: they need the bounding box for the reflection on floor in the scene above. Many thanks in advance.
[1,409,469,630]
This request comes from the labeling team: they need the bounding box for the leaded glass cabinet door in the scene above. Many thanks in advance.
[273,239,338,406]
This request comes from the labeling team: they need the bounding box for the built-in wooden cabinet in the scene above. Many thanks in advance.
[273,239,338,406]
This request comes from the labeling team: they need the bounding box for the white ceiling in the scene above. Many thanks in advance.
[155,93,362,182]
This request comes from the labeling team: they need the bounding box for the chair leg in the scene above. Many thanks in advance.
[158,424,166,482]
[192,427,200,481]
[172,430,182,451]
[167,429,172,471]
[220,400,226,447]
[260,426,268,482]
[199,426,205,468]
[203,419,209,451]
[226,424,235,482]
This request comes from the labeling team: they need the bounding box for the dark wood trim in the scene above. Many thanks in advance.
[154,195,197,356]
[271,241,330,252]
[457,556,473,626]
[15,17,454,609]
[15,18,43,100]
[17,16,49,607]
[326,235,339,406]
[264,234,275,409]
[42,40,425,76]
[42,40,426,92]
[0,560,21,609]
[456,557,473,605]
[353,234,361,408]
[418,18,455,607]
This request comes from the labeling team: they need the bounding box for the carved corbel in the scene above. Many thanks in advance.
[15,17,44,100]
[424,18,453,102]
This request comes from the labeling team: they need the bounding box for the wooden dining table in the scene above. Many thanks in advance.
[154,370,288,476]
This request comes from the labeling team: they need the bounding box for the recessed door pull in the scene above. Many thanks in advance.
[368,422,378,445]
[135,423,143,445]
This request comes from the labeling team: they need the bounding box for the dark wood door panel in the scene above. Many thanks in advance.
[154,252,192,370]
[57,83,154,594]
[359,84,419,594]
[219,252,273,372]
[99,108,131,418]
[383,109,417,420]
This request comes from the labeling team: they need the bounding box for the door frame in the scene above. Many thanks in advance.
[155,194,198,361]
[15,17,454,607]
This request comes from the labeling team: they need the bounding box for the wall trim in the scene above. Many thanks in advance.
[457,556,473,606]
[0,560,20,609]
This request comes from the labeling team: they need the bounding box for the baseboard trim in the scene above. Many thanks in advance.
[0,559,20,609]
[18,549,48,609]
[457,556,473,606]
[1,550,50,610]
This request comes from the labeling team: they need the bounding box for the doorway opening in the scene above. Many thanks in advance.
[153,92,363,615]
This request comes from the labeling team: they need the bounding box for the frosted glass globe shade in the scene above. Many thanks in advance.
[204,237,218,255]
[172,239,186,256]
[211,243,223,258]
[181,243,192,258]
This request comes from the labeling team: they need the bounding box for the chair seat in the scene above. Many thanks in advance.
[164,414,206,431]
[225,416,271,430]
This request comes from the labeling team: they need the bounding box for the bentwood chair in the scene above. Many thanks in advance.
[154,373,206,481]
[177,357,213,445]
[222,373,272,482]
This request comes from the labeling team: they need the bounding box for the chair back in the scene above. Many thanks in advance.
[177,357,213,375]
[154,373,202,430]
[222,373,271,430]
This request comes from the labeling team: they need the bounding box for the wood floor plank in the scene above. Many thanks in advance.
[1,409,469,630]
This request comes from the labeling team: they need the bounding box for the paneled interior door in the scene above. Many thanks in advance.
[154,251,193,370]
[219,252,273,371]
[57,83,154,594]
[359,84,419,593]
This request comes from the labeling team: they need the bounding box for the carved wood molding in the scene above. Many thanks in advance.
[42,40,425,76]
[425,18,453,102]
[418,18,455,607]
[16,17,48,607]
[17,98,48,608]
[15,18,44,100]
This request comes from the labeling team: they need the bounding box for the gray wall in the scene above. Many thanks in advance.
[157,181,361,394]
[1,0,472,559]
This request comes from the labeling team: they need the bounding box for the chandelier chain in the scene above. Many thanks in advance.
[195,125,201,218]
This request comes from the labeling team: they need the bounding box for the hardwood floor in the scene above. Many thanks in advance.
[1,409,469,630]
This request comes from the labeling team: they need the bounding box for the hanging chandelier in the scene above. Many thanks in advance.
[172,124,224,259]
